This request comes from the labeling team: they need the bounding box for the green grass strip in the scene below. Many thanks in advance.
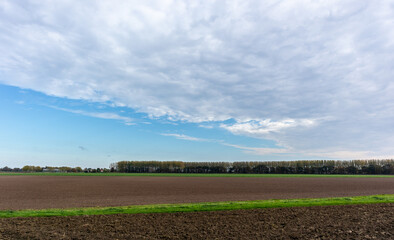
[1,194,393,218]
[1,172,393,178]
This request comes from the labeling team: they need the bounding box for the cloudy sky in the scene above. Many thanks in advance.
[1,0,394,168]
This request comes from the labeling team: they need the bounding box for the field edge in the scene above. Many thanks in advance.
[1,194,393,218]
[1,172,394,178]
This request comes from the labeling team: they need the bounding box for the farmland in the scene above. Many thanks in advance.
[1,204,392,239]
[1,175,393,210]
[2,172,394,177]
[0,175,393,239]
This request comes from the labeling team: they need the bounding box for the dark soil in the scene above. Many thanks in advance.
[0,204,393,239]
[0,176,393,210]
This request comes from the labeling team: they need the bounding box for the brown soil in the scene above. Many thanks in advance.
[0,176,393,210]
[0,204,392,239]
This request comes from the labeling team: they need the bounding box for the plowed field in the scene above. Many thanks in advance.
[1,204,393,239]
[0,176,393,210]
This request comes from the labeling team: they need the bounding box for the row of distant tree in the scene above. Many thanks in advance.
[112,159,394,175]
[2,159,393,174]
[0,166,109,173]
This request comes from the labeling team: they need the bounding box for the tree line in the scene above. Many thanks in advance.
[112,159,394,175]
[1,166,86,173]
[2,159,393,174]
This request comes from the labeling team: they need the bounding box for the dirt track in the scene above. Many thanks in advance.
[0,204,393,239]
[0,176,393,210]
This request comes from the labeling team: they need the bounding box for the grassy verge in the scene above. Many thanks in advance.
[1,194,393,218]
[0,172,393,178]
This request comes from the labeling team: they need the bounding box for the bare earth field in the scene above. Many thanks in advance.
[1,204,393,239]
[0,176,393,210]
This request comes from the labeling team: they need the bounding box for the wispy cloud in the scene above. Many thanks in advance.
[50,106,134,125]
[198,125,214,129]
[221,142,289,155]
[160,131,394,159]
[220,143,394,160]
[160,133,208,142]
[161,133,289,155]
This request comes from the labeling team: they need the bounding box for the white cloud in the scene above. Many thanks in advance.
[1,0,394,157]
[221,143,394,160]
[220,118,316,137]
[221,143,289,155]
[198,125,214,129]
[50,106,134,125]
[160,133,208,142]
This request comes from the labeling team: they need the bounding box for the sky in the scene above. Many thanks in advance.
[1,0,394,168]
